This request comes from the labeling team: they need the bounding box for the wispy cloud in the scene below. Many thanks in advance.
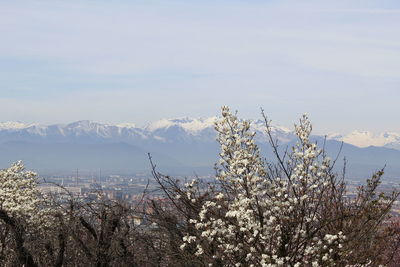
[0,0,399,133]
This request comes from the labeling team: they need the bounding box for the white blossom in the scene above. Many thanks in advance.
[181,107,348,266]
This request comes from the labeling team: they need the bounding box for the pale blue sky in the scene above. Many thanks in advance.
[0,0,399,134]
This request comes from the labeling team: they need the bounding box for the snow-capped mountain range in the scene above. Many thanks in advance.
[0,118,295,145]
[0,118,398,149]
[0,118,399,179]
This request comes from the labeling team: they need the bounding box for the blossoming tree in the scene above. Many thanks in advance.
[151,106,399,266]
[0,161,40,266]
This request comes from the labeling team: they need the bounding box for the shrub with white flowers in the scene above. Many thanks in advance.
[0,161,39,221]
[0,161,42,266]
[151,106,399,267]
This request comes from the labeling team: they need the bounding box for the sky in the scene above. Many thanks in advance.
[0,0,399,134]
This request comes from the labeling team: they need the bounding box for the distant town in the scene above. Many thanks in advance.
[38,171,214,201]
[38,172,400,219]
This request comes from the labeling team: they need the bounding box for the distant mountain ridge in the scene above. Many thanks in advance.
[0,118,399,180]
[0,118,398,149]
[0,118,295,145]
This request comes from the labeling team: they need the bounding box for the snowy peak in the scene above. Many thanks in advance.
[252,119,292,134]
[0,121,34,130]
[116,123,136,129]
[146,117,217,135]
[328,130,400,148]
[62,120,113,138]
[65,120,105,129]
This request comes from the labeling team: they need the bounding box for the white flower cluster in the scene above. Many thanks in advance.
[0,161,40,222]
[182,179,199,203]
[181,107,347,266]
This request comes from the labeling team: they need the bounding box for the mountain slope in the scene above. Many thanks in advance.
[0,119,398,179]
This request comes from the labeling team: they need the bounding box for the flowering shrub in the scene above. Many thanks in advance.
[0,161,39,220]
[151,106,399,266]
[0,161,41,266]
